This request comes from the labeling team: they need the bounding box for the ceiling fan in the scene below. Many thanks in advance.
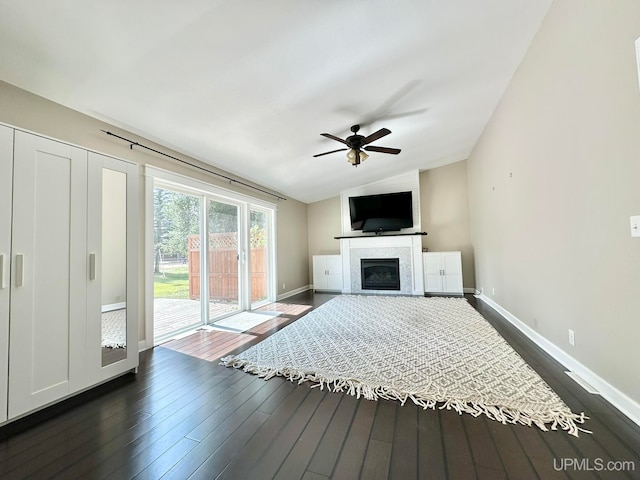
[313,125,401,166]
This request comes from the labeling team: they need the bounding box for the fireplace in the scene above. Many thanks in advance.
[361,258,400,291]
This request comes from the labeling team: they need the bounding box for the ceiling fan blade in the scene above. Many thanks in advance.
[364,145,401,155]
[313,148,348,157]
[320,133,348,145]
[363,128,391,145]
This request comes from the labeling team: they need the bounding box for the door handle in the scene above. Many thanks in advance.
[89,253,96,280]
[0,254,4,289]
[15,254,24,287]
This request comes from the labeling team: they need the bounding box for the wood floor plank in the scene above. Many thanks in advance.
[463,414,503,472]
[417,409,447,480]
[440,408,477,480]
[360,438,392,480]
[188,411,271,480]
[273,397,340,480]
[370,399,397,443]
[245,388,327,480]
[389,402,418,478]
[161,377,283,479]
[305,394,359,477]
[216,382,312,480]
[330,397,377,480]
[485,420,541,480]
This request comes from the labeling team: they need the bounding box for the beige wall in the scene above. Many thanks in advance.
[306,196,342,279]
[419,161,474,289]
[467,0,640,403]
[0,81,310,340]
[307,167,475,288]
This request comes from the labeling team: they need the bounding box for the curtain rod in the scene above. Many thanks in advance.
[101,130,287,201]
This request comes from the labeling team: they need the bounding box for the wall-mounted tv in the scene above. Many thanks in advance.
[349,191,413,233]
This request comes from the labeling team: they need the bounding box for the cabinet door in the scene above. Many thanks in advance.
[326,255,343,291]
[442,252,463,293]
[312,256,327,290]
[423,253,444,293]
[86,153,139,383]
[0,125,13,422]
[8,132,88,419]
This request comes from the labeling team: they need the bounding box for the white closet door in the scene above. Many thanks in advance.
[8,131,88,419]
[0,125,13,422]
[86,152,138,383]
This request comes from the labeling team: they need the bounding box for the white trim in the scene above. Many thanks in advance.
[476,293,640,428]
[144,173,155,350]
[144,165,278,210]
[277,285,311,301]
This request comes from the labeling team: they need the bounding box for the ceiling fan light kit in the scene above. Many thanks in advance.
[314,124,401,167]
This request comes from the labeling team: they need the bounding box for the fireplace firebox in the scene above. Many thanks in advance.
[361,258,400,290]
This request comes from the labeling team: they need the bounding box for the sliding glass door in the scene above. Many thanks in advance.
[153,187,203,340]
[150,174,276,343]
[250,207,271,308]
[207,198,241,322]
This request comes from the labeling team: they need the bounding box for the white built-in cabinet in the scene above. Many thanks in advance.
[312,255,343,292]
[0,127,138,422]
[423,251,463,295]
[0,125,13,423]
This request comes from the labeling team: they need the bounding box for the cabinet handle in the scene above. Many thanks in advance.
[89,253,96,280]
[15,254,23,287]
[0,254,4,289]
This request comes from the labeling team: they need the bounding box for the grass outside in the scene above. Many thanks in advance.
[154,266,190,299]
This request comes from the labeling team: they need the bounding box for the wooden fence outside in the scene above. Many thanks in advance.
[188,234,266,302]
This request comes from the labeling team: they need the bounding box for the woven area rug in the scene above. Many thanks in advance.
[221,295,588,435]
[101,309,126,348]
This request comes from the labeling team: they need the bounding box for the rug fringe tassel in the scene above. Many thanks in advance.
[219,356,590,437]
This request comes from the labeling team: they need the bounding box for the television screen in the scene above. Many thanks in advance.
[349,191,413,232]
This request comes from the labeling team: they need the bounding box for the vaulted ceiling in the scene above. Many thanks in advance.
[0,0,551,203]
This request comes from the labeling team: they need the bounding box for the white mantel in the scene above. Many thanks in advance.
[340,234,424,296]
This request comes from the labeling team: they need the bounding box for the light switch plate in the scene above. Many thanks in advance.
[631,215,640,237]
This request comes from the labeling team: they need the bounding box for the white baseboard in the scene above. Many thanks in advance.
[476,293,640,428]
[277,285,311,301]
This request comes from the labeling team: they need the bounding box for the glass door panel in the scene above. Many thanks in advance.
[250,208,269,307]
[153,187,202,340]
[207,199,241,321]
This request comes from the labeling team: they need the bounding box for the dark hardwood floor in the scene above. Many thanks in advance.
[1,291,639,479]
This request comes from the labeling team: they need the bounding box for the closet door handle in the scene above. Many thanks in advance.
[15,254,24,287]
[89,253,96,280]
[0,254,4,289]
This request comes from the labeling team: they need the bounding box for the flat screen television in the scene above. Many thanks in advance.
[349,191,413,233]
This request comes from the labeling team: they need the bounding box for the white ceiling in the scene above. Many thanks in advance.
[0,0,551,203]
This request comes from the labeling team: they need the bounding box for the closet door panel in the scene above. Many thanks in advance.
[87,152,138,383]
[0,125,13,423]
[8,131,87,418]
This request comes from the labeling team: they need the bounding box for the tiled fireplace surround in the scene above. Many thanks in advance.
[339,235,424,296]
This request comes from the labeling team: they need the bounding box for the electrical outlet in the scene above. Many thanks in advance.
[568,329,575,346]
[631,215,640,237]
[282,282,285,290]
[492,287,495,296]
